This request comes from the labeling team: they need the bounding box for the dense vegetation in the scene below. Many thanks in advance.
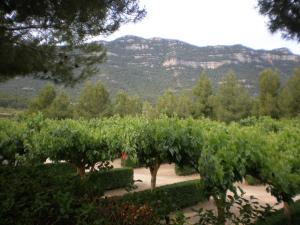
[19,67,300,122]
[1,115,300,224]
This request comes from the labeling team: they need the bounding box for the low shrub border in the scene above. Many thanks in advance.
[90,167,134,190]
[42,163,134,190]
[112,179,204,217]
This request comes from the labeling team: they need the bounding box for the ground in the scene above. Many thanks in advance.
[106,159,299,224]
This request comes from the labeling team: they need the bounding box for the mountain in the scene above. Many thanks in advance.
[1,35,299,101]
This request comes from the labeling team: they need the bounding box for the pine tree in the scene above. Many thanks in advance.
[258,69,280,118]
[278,68,300,117]
[192,73,213,118]
[156,90,178,117]
[28,84,56,114]
[213,72,252,122]
[0,0,145,83]
[75,81,111,118]
[47,92,73,119]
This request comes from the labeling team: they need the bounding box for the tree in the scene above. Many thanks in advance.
[197,123,246,225]
[258,69,280,118]
[28,84,56,114]
[0,0,146,84]
[113,91,142,117]
[257,0,300,41]
[156,90,178,117]
[47,92,73,119]
[131,118,179,189]
[175,91,193,118]
[213,72,252,123]
[31,119,114,178]
[192,73,213,118]
[278,68,300,117]
[142,101,159,118]
[75,81,111,118]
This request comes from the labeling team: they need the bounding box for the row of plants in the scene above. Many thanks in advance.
[1,115,300,224]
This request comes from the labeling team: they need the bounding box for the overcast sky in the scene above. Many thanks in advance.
[96,0,300,54]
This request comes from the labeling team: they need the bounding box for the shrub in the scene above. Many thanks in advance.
[98,199,159,225]
[175,164,197,176]
[90,167,133,190]
[0,164,104,225]
[255,200,300,225]
[117,179,204,217]
[245,175,262,186]
[121,156,141,168]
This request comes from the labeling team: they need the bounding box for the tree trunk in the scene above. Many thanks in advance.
[214,196,226,225]
[283,201,291,225]
[149,162,160,190]
[77,166,86,179]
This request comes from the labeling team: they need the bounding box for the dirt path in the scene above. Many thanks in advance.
[105,160,299,224]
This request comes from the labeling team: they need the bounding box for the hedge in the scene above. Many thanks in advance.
[0,165,104,225]
[41,163,133,190]
[255,200,300,225]
[114,179,204,217]
[91,167,133,190]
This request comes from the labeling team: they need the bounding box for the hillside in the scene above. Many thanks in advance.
[1,35,299,101]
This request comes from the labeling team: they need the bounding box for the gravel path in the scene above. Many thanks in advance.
[105,159,299,224]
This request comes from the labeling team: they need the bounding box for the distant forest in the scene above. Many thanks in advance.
[2,68,299,122]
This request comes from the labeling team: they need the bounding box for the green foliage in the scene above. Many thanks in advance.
[175,91,193,118]
[121,155,142,168]
[0,119,26,166]
[278,68,300,117]
[156,90,178,117]
[28,84,56,113]
[258,69,280,118]
[192,73,213,118]
[0,0,145,83]
[75,81,111,118]
[30,119,116,177]
[142,101,159,118]
[0,164,104,225]
[47,92,73,119]
[46,93,73,119]
[255,200,300,225]
[257,0,300,41]
[119,179,204,217]
[195,191,276,225]
[212,72,252,122]
[113,91,142,117]
[90,167,133,190]
[245,175,262,186]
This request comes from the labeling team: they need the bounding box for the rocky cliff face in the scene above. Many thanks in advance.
[1,35,299,100]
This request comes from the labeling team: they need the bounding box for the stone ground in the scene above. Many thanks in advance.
[105,159,299,224]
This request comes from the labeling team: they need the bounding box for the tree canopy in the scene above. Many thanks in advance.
[257,0,300,41]
[0,0,146,84]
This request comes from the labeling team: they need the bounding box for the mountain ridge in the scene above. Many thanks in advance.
[1,35,299,101]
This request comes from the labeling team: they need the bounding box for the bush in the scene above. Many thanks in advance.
[90,167,133,190]
[121,156,141,168]
[117,179,204,217]
[255,200,300,225]
[175,164,197,176]
[98,199,159,225]
[0,164,104,225]
[245,175,262,186]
